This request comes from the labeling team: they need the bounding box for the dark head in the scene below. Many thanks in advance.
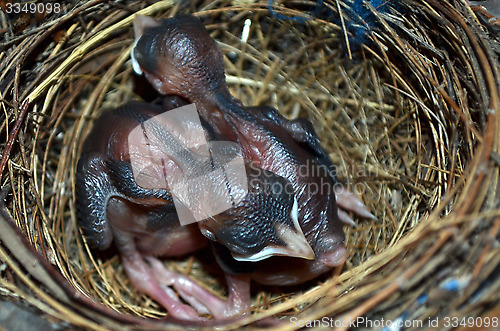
[132,14,229,102]
[198,164,315,262]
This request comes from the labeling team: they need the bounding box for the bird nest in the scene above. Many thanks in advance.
[1,0,499,329]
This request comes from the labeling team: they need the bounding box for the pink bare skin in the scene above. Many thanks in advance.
[76,14,374,322]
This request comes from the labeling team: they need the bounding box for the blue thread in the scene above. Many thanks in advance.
[440,278,461,292]
[417,293,428,305]
[268,0,308,23]
[268,0,404,49]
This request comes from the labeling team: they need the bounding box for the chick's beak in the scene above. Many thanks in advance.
[232,198,315,262]
[131,39,143,75]
[276,197,315,260]
[132,15,161,75]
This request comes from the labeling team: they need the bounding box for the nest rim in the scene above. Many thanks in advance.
[0,0,499,329]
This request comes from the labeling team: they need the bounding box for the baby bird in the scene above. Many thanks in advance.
[77,97,315,319]
[77,14,373,321]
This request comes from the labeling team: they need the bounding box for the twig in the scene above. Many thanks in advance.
[0,99,29,179]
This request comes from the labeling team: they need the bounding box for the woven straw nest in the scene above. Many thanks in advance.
[0,0,499,329]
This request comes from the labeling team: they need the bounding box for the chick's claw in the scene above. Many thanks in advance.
[120,251,203,321]
[335,187,375,226]
[147,257,251,319]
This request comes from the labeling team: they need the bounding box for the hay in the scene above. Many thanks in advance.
[0,0,499,329]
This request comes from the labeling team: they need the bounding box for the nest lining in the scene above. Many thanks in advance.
[0,0,499,329]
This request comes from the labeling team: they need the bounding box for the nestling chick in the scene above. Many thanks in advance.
[76,14,373,321]
[77,97,316,319]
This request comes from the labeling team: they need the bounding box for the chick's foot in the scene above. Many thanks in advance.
[147,257,251,319]
[120,251,203,321]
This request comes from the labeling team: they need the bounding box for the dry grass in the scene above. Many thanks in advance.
[0,0,499,329]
